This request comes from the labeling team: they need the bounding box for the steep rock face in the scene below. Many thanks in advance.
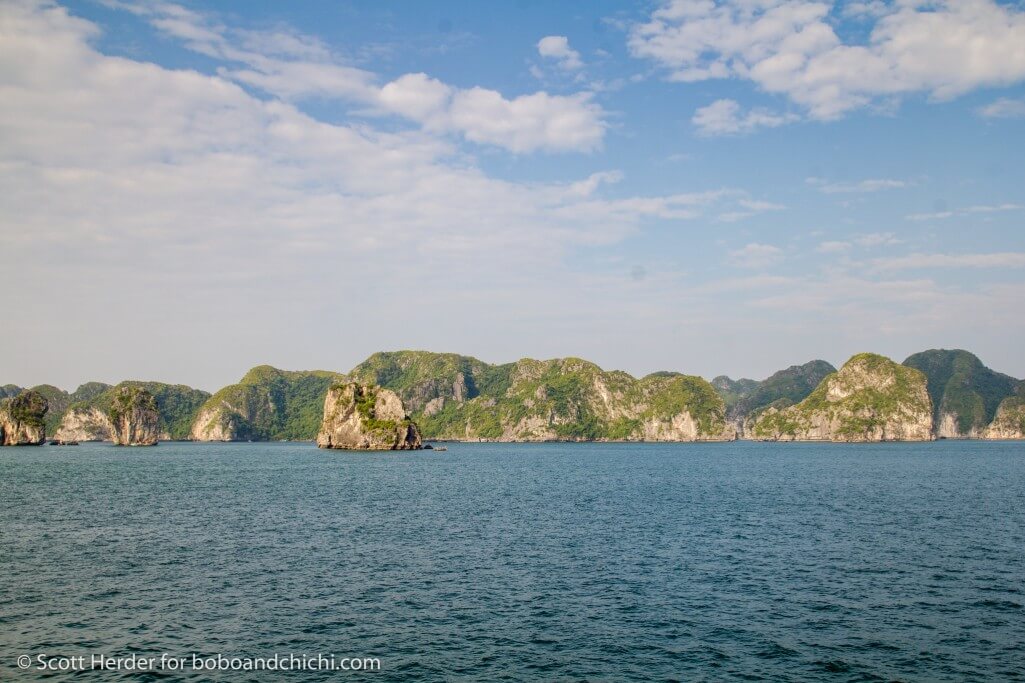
[903,349,1018,438]
[190,405,242,441]
[54,407,113,442]
[711,376,759,416]
[385,354,735,442]
[28,384,72,436]
[349,351,494,414]
[719,360,837,430]
[190,366,343,441]
[108,386,159,446]
[0,390,48,445]
[61,382,205,441]
[751,353,933,442]
[21,383,112,435]
[317,383,422,450]
[984,386,1025,439]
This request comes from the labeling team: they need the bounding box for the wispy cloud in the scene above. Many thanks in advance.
[978,97,1025,119]
[806,177,908,194]
[854,232,902,247]
[728,243,783,269]
[692,99,798,136]
[122,2,606,153]
[816,241,852,254]
[905,203,1023,221]
[873,253,1025,271]
[716,198,785,222]
[816,232,900,253]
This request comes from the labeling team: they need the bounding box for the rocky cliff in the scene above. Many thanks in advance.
[751,353,933,442]
[108,386,160,446]
[53,406,113,442]
[317,383,422,450]
[22,382,111,436]
[190,366,344,441]
[53,381,207,441]
[350,352,488,414]
[714,360,837,431]
[0,390,48,445]
[711,375,758,416]
[354,352,734,442]
[984,384,1025,439]
[903,349,1018,438]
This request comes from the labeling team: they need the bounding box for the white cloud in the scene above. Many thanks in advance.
[816,240,851,253]
[739,199,785,211]
[854,232,901,247]
[692,98,798,136]
[873,253,1025,271]
[966,203,1025,214]
[630,0,1025,120]
[567,171,624,197]
[0,1,763,289]
[806,177,907,194]
[447,88,604,153]
[816,233,900,252]
[978,97,1025,119]
[905,211,954,222]
[125,2,606,153]
[374,73,606,152]
[716,198,785,222]
[537,35,583,71]
[905,203,1023,221]
[728,243,783,269]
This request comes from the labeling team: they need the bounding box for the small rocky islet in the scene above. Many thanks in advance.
[3,348,1023,448]
[316,383,422,450]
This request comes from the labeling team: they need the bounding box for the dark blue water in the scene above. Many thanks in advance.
[2,441,1024,681]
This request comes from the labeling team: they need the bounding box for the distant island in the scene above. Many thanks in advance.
[2,349,1023,447]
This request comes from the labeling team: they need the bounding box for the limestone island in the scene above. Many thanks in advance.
[750,353,933,442]
[108,386,160,446]
[5,347,1024,447]
[317,383,422,450]
[0,390,48,446]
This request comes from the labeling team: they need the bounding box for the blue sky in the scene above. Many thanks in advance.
[1,0,1024,391]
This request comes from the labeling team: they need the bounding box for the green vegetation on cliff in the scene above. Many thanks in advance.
[351,351,731,441]
[26,385,68,434]
[985,382,1025,437]
[5,390,49,429]
[107,385,158,420]
[350,351,506,411]
[18,383,113,435]
[0,390,49,445]
[714,361,836,422]
[1,384,22,399]
[752,353,932,441]
[711,376,759,413]
[194,366,345,441]
[903,349,1017,436]
[351,384,416,436]
[72,381,208,440]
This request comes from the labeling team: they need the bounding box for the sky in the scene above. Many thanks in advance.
[1,0,1024,392]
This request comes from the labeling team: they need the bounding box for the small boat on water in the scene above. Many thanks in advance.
[49,439,79,446]
[423,444,448,451]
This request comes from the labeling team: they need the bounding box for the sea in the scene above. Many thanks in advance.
[2,441,1023,681]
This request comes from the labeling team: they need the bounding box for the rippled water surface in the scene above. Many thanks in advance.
[2,441,1024,681]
